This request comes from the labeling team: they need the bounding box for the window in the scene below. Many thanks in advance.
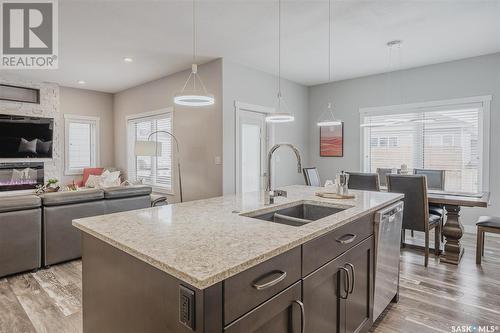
[360,97,491,193]
[65,115,99,175]
[127,110,173,193]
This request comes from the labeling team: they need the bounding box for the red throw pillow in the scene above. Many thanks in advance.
[79,168,104,187]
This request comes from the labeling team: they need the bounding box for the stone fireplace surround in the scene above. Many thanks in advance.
[0,77,61,192]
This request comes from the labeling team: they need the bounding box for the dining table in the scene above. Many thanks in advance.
[427,190,490,265]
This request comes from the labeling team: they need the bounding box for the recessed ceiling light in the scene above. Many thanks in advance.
[123,57,134,63]
[77,80,86,85]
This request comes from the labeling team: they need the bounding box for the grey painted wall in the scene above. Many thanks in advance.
[308,53,500,227]
[59,87,114,185]
[113,59,223,202]
[222,60,310,194]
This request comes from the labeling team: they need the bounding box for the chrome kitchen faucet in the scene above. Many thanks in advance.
[265,143,302,205]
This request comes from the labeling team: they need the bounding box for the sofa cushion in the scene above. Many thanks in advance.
[85,174,101,188]
[0,195,41,213]
[100,170,121,187]
[79,167,105,187]
[41,189,104,206]
[103,186,152,199]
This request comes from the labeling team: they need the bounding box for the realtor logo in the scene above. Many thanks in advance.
[1,0,58,69]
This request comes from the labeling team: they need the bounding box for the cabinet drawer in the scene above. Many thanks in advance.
[302,213,374,276]
[224,281,302,333]
[224,246,301,325]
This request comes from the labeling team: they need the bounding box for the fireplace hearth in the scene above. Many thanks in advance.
[0,162,44,191]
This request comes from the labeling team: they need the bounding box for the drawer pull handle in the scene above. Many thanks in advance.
[292,300,305,333]
[345,263,355,294]
[339,267,350,299]
[336,233,357,244]
[252,270,287,290]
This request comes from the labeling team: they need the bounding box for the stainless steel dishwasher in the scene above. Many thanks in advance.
[373,201,404,321]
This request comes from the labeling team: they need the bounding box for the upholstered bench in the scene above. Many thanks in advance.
[476,216,500,264]
[0,195,42,277]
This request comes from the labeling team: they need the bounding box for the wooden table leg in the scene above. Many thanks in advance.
[440,205,464,265]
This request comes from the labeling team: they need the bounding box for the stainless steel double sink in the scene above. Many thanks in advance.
[242,201,351,227]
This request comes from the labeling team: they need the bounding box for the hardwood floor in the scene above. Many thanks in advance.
[1,232,499,333]
[0,260,82,333]
[372,231,500,333]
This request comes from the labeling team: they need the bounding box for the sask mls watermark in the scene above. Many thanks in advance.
[0,0,58,69]
[451,325,499,333]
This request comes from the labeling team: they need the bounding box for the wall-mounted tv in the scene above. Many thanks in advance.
[0,114,54,158]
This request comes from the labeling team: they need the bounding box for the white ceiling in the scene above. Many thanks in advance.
[3,0,500,93]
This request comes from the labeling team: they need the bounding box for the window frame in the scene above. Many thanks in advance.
[126,108,174,195]
[64,114,100,176]
[359,96,491,193]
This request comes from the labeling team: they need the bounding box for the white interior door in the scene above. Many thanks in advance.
[237,110,268,194]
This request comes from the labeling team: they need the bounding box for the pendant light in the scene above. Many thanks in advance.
[360,39,404,128]
[174,0,214,107]
[265,0,294,123]
[317,0,341,127]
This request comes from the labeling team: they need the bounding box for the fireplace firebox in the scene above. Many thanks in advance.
[0,162,44,191]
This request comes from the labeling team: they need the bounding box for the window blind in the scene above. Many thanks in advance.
[128,113,173,191]
[66,118,97,174]
[362,103,484,193]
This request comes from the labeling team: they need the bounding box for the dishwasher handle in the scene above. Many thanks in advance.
[377,202,404,223]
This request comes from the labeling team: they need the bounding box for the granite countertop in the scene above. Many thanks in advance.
[73,185,403,289]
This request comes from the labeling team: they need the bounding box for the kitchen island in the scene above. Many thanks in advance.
[73,185,403,333]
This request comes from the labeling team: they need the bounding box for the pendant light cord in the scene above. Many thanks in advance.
[328,0,331,83]
[193,0,196,65]
[278,0,281,96]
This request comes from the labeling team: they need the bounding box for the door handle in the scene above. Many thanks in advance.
[339,267,350,300]
[252,271,287,290]
[336,233,357,244]
[345,263,355,294]
[292,300,305,333]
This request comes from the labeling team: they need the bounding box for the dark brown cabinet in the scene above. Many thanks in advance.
[224,282,304,333]
[82,211,384,333]
[303,236,373,333]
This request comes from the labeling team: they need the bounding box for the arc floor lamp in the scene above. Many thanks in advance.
[135,131,183,202]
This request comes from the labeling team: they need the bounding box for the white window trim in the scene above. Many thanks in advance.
[126,107,174,195]
[64,114,100,176]
[359,95,491,192]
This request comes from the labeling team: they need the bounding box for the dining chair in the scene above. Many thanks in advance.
[376,168,392,187]
[413,169,445,191]
[414,168,446,240]
[387,174,442,267]
[376,168,401,186]
[346,172,380,191]
[303,167,321,187]
[476,216,500,264]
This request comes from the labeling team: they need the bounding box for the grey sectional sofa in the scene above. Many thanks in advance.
[0,185,152,277]
[0,195,42,278]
